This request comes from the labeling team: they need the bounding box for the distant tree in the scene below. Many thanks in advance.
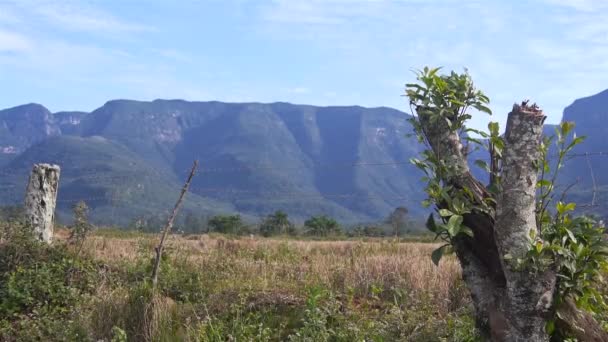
[259,210,294,236]
[304,215,341,236]
[208,214,244,235]
[386,207,409,238]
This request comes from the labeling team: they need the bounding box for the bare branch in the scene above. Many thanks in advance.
[151,160,198,288]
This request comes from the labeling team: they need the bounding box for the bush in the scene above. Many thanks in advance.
[259,211,296,237]
[304,215,342,236]
[0,222,100,341]
[208,214,249,235]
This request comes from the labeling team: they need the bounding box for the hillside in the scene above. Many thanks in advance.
[0,136,237,225]
[1,92,608,225]
[0,100,426,224]
[550,90,608,215]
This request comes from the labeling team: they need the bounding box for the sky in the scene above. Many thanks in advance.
[0,0,607,131]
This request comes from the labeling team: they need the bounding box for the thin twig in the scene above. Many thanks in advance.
[151,160,198,288]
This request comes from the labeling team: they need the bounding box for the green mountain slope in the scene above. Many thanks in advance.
[66,99,427,222]
[5,92,607,224]
[0,136,235,225]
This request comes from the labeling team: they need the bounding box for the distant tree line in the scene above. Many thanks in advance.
[126,206,417,238]
[0,204,417,238]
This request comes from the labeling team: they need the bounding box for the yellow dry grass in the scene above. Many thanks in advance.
[85,233,464,315]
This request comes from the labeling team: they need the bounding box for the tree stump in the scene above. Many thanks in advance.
[24,163,60,243]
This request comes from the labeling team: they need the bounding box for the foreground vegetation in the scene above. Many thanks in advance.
[0,219,481,341]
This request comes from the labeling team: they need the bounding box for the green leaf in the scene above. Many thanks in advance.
[535,241,544,253]
[537,179,552,188]
[560,121,575,136]
[405,83,424,90]
[565,229,577,243]
[431,244,452,266]
[438,209,454,217]
[465,128,489,138]
[448,214,463,228]
[474,159,490,172]
[447,215,464,237]
[564,203,576,212]
[473,104,492,115]
[461,226,474,237]
[546,320,555,335]
[557,201,576,215]
[425,214,438,233]
[566,136,586,152]
[488,122,500,136]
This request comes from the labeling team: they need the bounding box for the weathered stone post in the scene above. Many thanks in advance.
[24,163,60,243]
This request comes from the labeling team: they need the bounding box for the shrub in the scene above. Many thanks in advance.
[304,215,342,237]
[0,221,99,341]
[208,214,247,235]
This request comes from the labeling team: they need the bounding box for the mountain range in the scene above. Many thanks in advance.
[0,91,607,226]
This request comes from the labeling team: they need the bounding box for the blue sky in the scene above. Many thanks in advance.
[0,0,607,130]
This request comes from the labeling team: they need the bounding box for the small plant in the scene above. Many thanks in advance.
[110,326,128,342]
[69,200,94,253]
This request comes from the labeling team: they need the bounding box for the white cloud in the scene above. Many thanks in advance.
[0,1,160,85]
[33,2,154,33]
[2,1,154,34]
[287,87,310,94]
[0,29,32,52]
[543,0,608,12]
[156,49,192,63]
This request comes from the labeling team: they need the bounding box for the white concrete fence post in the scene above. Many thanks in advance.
[24,163,61,243]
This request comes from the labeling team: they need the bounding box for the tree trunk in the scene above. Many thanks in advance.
[417,106,505,338]
[556,297,608,341]
[24,163,61,243]
[417,101,608,340]
[494,104,555,341]
[417,102,559,341]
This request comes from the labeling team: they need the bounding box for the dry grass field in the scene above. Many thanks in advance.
[88,233,463,311]
[78,232,475,341]
[1,227,479,341]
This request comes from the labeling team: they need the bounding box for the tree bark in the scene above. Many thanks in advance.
[495,103,555,341]
[417,103,560,341]
[556,297,608,341]
[24,163,61,243]
[416,98,608,341]
[417,107,505,338]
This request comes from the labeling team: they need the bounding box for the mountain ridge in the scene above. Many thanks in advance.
[0,99,424,224]
[1,92,607,225]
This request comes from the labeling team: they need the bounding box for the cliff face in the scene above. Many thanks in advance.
[0,100,425,224]
[2,91,607,224]
[0,103,60,155]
